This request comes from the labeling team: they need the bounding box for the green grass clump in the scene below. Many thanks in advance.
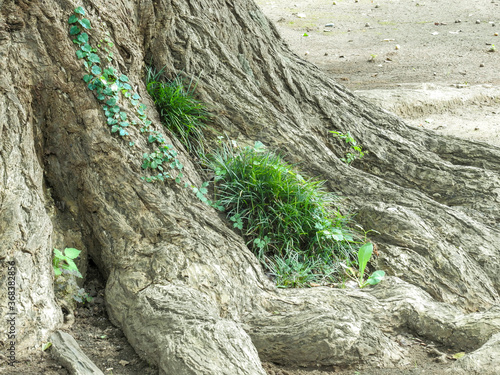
[206,141,358,287]
[145,66,208,154]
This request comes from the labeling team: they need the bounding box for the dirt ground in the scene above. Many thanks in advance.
[6,1,500,374]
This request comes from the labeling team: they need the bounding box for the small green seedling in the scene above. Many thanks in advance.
[330,131,365,165]
[344,243,385,288]
[488,44,496,52]
[53,248,82,278]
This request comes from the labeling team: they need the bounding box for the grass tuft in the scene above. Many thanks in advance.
[205,140,358,287]
[145,66,208,154]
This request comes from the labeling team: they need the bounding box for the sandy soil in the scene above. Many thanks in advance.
[257,0,500,146]
[8,1,500,374]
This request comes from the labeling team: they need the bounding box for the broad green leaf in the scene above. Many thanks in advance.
[357,243,373,281]
[77,32,88,44]
[122,83,131,90]
[119,112,127,121]
[104,67,116,76]
[111,125,120,133]
[91,65,102,76]
[75,50,87,59]
[97,94,105,101]
[130,99,139,106]
[111,105,120,113]
[119,129,128,136]
[366,270,385,286]
[63,248,81,259]
[53,248,64,259]
[69,26,81,35]
[132,93,140,100]
[103,88,114,96]
[107,118,117,125]
[119,74,129,82]
[87,53,100,64]
[68,15,78,24]
[120,121,129,127]
[106,98,117,106]
[78,18,91,29]
[81,43,92,53]
[83,74,93,83]
[74,6,85,15]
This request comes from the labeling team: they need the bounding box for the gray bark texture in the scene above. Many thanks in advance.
[0,0,499,374]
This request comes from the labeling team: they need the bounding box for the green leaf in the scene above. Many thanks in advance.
[132,93,141,100]
[42,342,52,351]
[74,6,85,15]
[122,83,132,90]
[87,53,100,64]
[106,98,117,106]
[69,26,81,35]
[83,74,93,83]
[75,50,87,59]
[78,18,91,29]
[77,33,89,44]
[103,87,114,96]
[68,15,78,24]
[88,83,95,90]
[91,65,102,76]
[107,118,117,125]
[97,94,105,101]
[111,105,120,113]
[63,248,81,260]
[119,74,129,82]
[119,129,128,136]
[119,112,127,121]
[111,125,120,133]
[452,352,466,360]
[120,121,129,127]
[358,243,373,282]
[81,43,92,53]
[130,99,139,106]
[366,270,385,286]
[129,142,135,146]
[104,67,116,77]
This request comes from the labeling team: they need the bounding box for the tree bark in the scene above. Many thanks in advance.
[1,0,499,374]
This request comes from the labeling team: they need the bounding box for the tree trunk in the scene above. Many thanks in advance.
[1,0,499,374]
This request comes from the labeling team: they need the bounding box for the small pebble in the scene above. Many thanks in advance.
[480,63,485,67]
[365,23,370,27]
[395,45,400,50]
[476,20,481,24]
[304,51,309,55]
[325,23,335,27]
[455,19,462,23]
[375,4,380,8]
[495,32,499,36]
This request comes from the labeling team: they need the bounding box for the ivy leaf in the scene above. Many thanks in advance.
[366,270,385,286]
[106,98,117,106]
[129,142,135,147]
[78,18,91,29]
[122,83,132,90]
[69,26,81,35]
[103,87,114,96]
[111,105,120,113]
[97,94,105,101]
[130,99,139,106]
[88,83,95,90]
[83,74,93,83]
[87,53,100,64]
[111,125,120,133]
[119,74,129,82]
[119,129,129,136]
[77,33,88,44]
[68,15,78,24]
[75,50,87,59]
[91,65,102,76]
[74,6,85,15]
[123,91,131,98]
[81,44,92,53]
[119,112,127,121]
[107,118,117,125]
[120,121,129,127]
[104,67,116,77]
[132,93,141,100]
